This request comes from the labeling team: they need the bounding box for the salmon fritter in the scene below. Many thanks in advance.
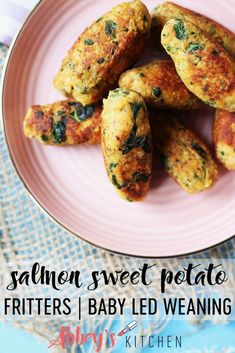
[101,88,152,201]
[161,18,235,112]
[152,113,218,193]
[23,100,102,145]
[213,109,235,170]
[151,2,235,58]
[53,0,151,105]
[119,60,202,109]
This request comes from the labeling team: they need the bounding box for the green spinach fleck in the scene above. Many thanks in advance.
[193,55,202,65]
[112,175,125,190]
[124,135,150,154]
[130,102,143,121]
[187,43,204,53]
[110,88,129,97]
[173,20,188,40]
[84,39,94,45]
[132,172,150,183]
[81,87,88,94]
[109,162,118,171]
[68,102,78,106]
[57,110,65,116]
[68,63,75,70]
[192,142,207,159]
[194,173,201,180]
[70,103,94,122]
[52,121,66,144]
[119,102,150,155]
[35,111,44,118]
[211,49,218,55]
[41,135,49,142]
[205,99,216,107]
[105,20,117,37]
[166,45,172,52]
[152,87,162,98]
[209,26,216,35]
[97,58,105,64]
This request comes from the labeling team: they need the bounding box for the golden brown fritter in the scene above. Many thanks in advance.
[213,109,235,169]
[54,0,151,105]
[151,2,235,58]
[119,60,202,109]
[161,18,235,112]
[101,88,152,201]
[23,100,102,145]
[152,113,218,193]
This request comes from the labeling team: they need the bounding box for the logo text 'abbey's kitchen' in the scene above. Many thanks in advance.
[48,326,183,352]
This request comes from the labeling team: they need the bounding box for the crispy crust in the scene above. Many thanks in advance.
[152,113,218,193]
[161,18,235,112]
[119,60,203,109]
[151,2,235,58]
[101,89,152,201]
[54,0,151,105]
[213,109,235,169]
[23,100,102,145]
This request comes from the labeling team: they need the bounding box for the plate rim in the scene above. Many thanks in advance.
[1,0,234,258]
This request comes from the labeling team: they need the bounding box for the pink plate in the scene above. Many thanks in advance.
[1,0,235,257]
